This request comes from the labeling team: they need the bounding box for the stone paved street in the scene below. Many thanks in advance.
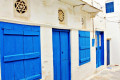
[87,66,120,80]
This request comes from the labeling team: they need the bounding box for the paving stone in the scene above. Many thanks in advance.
[88,66,120,80]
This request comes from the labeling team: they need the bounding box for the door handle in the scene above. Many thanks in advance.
[62,51,63,54]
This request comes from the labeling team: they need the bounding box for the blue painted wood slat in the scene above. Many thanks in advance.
[24,31,39,36]
[4,29,23,35]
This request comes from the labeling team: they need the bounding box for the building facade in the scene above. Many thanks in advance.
[0,0,108,80]
[105,0,120,65]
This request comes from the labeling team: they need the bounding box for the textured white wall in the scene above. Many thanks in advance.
[106,18,120,65]
[41,27,53,80]
[105,0,120,65]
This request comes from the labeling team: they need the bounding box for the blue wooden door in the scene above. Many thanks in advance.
[53,29,71,80]
[0,22,42,80]
[107,40,110,65]
[96,32,104,68]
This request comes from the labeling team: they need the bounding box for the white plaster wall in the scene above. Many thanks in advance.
[0,0,107,80]
[0,0,93,30]
[0,0,13,18]
[41,27,53,80]
[93,0,120,66]
[106,19,120,65]
[105,0,120,65]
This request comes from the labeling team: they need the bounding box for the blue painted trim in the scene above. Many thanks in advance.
[80,46,90,50]
[0,22,5,80]
[68,29,71,80]
[4,29,23,35]
[4,52,41,62]
[107,40,110,65]
[24,52,40,60]
[24,31,39,36]
[92,39,95,47]
[39,27,42,79]
[4,29,40,36]
[53,28,70,32]
[26,74,41,80]
[4,54,24,62]
[80,57,90,62]
[101,32,104,65]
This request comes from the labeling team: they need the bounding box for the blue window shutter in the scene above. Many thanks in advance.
[106,2,114,13]
[79,31,90,65]
[111,2,114,12]
[106,3,109,13]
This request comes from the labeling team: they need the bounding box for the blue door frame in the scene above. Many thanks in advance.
[96,31,104,68]
[52,29,71,80]
[107,40,110,65]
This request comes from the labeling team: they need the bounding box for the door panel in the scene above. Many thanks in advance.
[4,33,25,80]
[60,32,69,60]
[61,60,70,80]
[53,29,70,80]
[96,32,104,68]
[60,32,70,80]
[53,31,61,80]
[96,32,101,68]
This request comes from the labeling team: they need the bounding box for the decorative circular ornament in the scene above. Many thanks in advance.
[15,0,27,14]
[58,9,64,22]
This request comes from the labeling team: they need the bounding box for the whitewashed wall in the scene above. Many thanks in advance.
[106,19,120,65]
[93,0,120,65]
[0,0,107,80]
[105,0,120,65]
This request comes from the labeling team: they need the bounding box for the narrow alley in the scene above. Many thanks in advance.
[88,66,120,80]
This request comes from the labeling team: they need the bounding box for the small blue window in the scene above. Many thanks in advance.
[106,2,114,13]
[79,31,91,66]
